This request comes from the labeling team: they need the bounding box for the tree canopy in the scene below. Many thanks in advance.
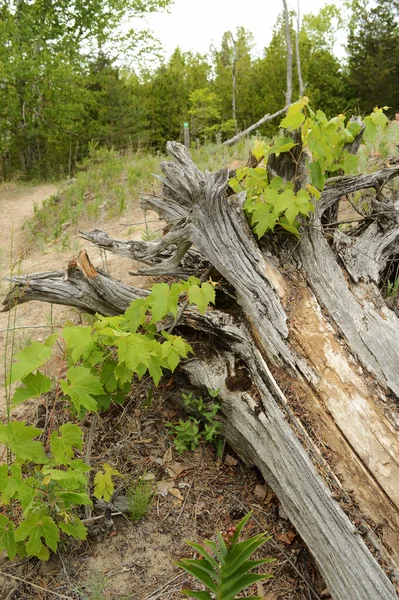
[0,1,398,180]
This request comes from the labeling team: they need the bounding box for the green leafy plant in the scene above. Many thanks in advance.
[230,99,389,239]
[127,475,154,521]
[171,389,223,454]
[0,277,216,561]
[177,511,274,600]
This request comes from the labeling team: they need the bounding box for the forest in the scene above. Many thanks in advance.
[1,0,398,180]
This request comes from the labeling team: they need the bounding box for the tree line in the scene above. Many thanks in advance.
[0,0,398,180]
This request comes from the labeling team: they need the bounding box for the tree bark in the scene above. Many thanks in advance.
[4,144,399,600]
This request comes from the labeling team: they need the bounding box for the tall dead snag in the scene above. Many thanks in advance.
[4,144,399,600]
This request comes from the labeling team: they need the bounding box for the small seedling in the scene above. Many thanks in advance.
[127,475,154,521]
[171,389,223,454]
[177,511,274,600]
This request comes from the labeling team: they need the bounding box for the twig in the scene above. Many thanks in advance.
[143,573,185,600]
[0,571,74,600]
[175,448,204,524]
[0,324,64,334]
[84,412,99,519]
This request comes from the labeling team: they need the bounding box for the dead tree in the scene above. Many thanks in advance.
[3,143,399,600]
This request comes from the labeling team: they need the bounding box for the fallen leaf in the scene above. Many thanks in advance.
[156,480,175,496]
[276,530,297,545]
[254,483,267,502]
[140,472,155,481]
[265,592,280,600]
[169,487,184,501]
[163,447,173,464]
[224,454,238,467]
[166,461,189,478]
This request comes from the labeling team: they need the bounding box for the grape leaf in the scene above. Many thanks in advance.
[0,515,16,560]
[117,334,154,372]
[93,463,123,502]
[371,110,388,127]
[310,161,325,189]
[11,371,52,407]
[55,491,92,508]
[280,103,305,130]
[188,282,215,314]
[123,298,148,332]
[15,514,59,560]
[63,326,96,364]
[60,366,104,413]
[50,423,84,465]
[342,152,359,175]
[306,184,321,200]
[363,116,377,143]
[8,342,51,384]
[59,518,87,540]
[0,422,47,463]
[269,136,297,155]
[0,464,22,502]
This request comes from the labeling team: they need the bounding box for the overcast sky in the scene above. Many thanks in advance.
[135,0,345,60]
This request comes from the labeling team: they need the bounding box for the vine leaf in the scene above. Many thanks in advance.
[63,326,97,364]
[93,463,123,501]
[0,422,47,463]
[50,423,84,465]
[60,366,104,413]
[15,514,59,560]
[188,282,216,314]
[11,371,52,407]
[0,515,16,560]
[7,341,51,384]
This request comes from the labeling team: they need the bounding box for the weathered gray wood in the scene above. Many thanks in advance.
[2,268,148,315]
[3,142,399,599]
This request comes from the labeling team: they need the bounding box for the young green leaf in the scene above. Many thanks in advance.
[7,342,51,384]
[93,462,123,502]
[0,515,16,560]
[50,423,84,465]
[188,282,215,314]
[0,422,47,463]
[11,371,52,407]
[58,517,87,540]
[63,326,97,364]
[15,514,59,560]
[60,366,104,413]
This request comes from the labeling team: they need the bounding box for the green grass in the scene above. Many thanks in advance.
[23,138,254,243]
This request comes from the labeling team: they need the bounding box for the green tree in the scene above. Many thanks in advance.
[0,0,172,178]
[142,49,210,148]
[346,0,399,113]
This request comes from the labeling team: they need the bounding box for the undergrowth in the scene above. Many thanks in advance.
[23,139,254,244]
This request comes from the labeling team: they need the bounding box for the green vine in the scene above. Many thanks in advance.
[229,98,388,238]
[0,276,216,560]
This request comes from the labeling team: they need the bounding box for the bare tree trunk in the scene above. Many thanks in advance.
[295,0,305,96]
[282,0,293,105]
[223,105,290,146]
[229,33,239,133]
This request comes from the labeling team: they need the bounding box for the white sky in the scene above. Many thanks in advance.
[135,0,345,60]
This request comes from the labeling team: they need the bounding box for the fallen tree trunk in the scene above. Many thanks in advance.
[4,143,399,600]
